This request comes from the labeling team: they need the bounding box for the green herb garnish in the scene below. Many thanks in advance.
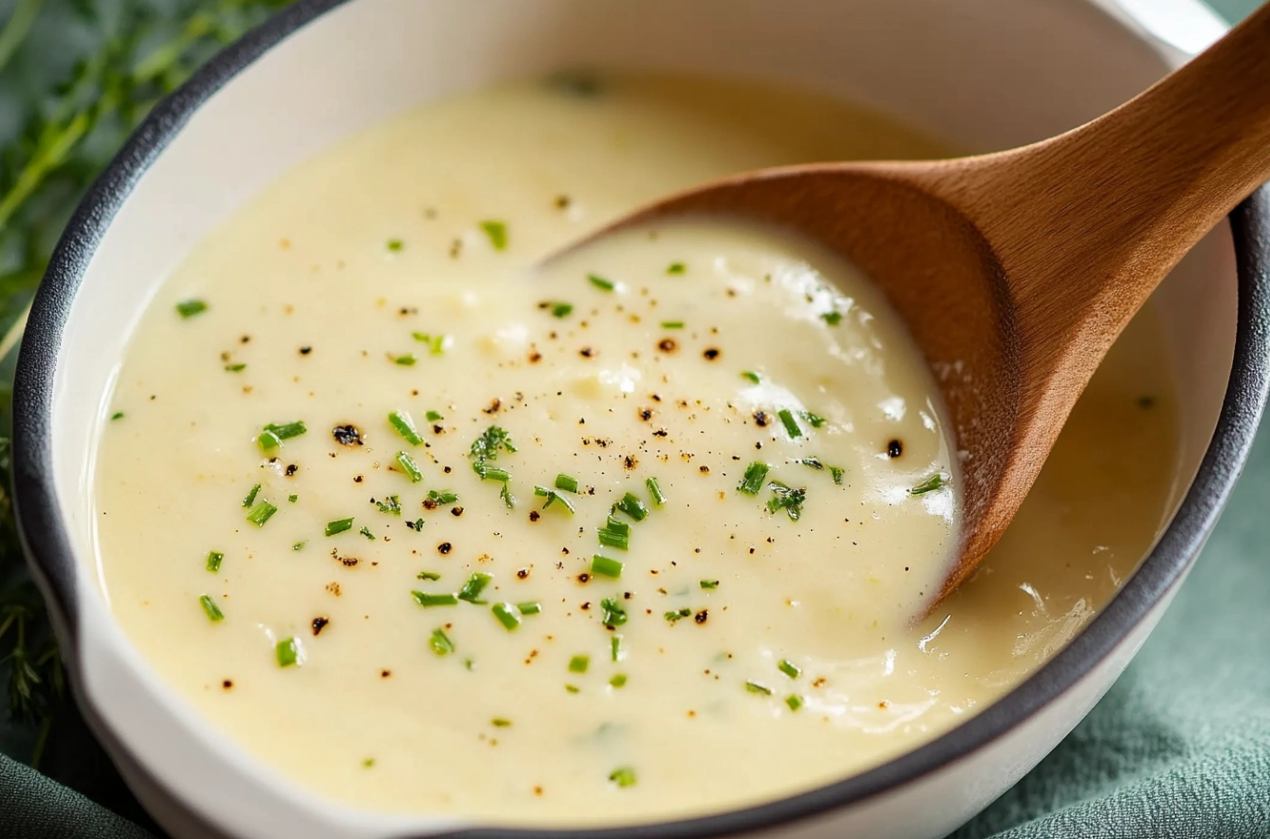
[568,655,590,674]
[411,332,450,355]
[242,484,261,508]
[609,674,628,688]
[110,412,125,421]
[597,516,630,551]
[175,299,207,319]
[741,370,760,384]
[394,354,417,366]
[534,486,576,514]
[911,474,950,495]
[292,541,306,552]
[666,262,685,275]
[548,301,573,318]
[245,501,278,527]
[830,466,845,485]
[387,238,404,252]
[777,409,802,439]
[587,273,615,291]
[591,555,624,579]
[426,489,459,506]
[457,573,493,604]
[801,411,827,428]
[554,474,579,493]
[614,492,648,522]
[778,659,802,679]
[412,591,459,607]
[785,694,804,712]
[325,518,354,536]
[416,571,442,581]
[738,462,769,495]
[425,410,444,422]
[491,718,512,727]
[766,482,806,521]
[700,579,719,590]
[359,526,375,540]
[645,477,666,506]
[799,457,824,471]
[376,496,402,515]
[199,595,223,622]
[820,311,842,326]
[256,430,281,451]
[264,421,306,440]
[610,635,624,662]
[470,425,518,460]
[479,220,508,251]
[665,607,692,623]
[429,628,455,656]
[276,638,300,668]
[224,363,246,372]
[745,680,773,696]
[491,602,522,631]
[388,410,424,445]
[600,597,628,628]
[518,601,543,615]
[206,551,224,573]
[660,320,684,329]
[396,452,424,483]
[609,767,637,788]
[288,494,298,503]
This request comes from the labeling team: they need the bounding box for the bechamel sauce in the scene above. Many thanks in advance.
[92,74,1177,826]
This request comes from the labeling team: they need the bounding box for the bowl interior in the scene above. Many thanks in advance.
[34,1,1236,837]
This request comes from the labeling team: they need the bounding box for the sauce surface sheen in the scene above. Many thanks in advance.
[93,74,1178,826]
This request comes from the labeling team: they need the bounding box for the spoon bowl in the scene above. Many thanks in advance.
[554,4,1270,598]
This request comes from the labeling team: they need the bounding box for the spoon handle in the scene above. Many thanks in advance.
[941,2,1270,364]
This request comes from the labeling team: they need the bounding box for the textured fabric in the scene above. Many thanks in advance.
[1,1,1267,837]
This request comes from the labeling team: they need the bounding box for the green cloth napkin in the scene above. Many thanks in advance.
[1,1,1268,837]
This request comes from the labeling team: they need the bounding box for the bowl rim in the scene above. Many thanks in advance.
[11,1,1270,837]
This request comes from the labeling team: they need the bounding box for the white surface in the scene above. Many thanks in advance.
[46,0,1235,837]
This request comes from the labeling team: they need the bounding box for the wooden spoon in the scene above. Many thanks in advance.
[555,6,1270,601]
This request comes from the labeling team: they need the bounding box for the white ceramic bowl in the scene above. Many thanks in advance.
[13,2,1270,838]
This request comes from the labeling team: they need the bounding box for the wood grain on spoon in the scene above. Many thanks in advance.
[552,5,1270,602]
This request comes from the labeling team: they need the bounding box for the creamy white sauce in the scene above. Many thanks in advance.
[92,73,1178,827]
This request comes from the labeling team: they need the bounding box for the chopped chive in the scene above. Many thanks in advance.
[491,718,512,728]
[387,238,404,252]
[600,597,627,628]
[276,638,300,668]
[376,496,401,515]
[549,301,573,318]
[292,541,306,551]
[491,602,522,631]
[608,767,637,788]
[597,526,629,552]
[568,655,590,674]
[256,430,281,451]
[911,473,950,495]
[412,591,459,607]
[565,684,581,694]
[614,492,648,522]
[801,411,827,428]
[665,607,692,623]
[411,332,450,355]
[416,571,442,581]
[799,457,825,471]
[359,526,375,540]
[741,370,760,384]
[175,299,207,319]
[777,409,802,438]
[830,466,845,485]
[610,635,624,663]
[394,354,417,366]
[660,320,685,329]
[199,595,224,622]
[554,473,579,494]
[534,486,577,514]
[786,694,804,712]
[645,477,666,507]
[264,421,306,440]
[500,481,517,510]
[394,451,423,484]
[587,273,615,291]
[609,673,628,688]
[517,600,542,615]
[766,482,806,521]
[388,410,424,445]
[471,462,510,482]
[820,311,842,326]
[426,489,459,506]
[246,501,278,527]
[325,518,354,536]
[479,220,508,251]
[738,462,769,495]
[429,628,455,656]
[700,579,719,590]
[745,680,773,696]
[666,262,686,274]
[206,551,224,573]
[457,573,493,604]
[110,411,124,421]
[469,425,518,460]
[425,410,444,422]
[464,658,476,672]
[224,363,246,372]
[591,554,624,578]
[778,659,802,679]
[242,484,261,508]
[287,495,298,504]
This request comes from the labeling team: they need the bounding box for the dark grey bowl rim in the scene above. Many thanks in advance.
[11,2,1270,838]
